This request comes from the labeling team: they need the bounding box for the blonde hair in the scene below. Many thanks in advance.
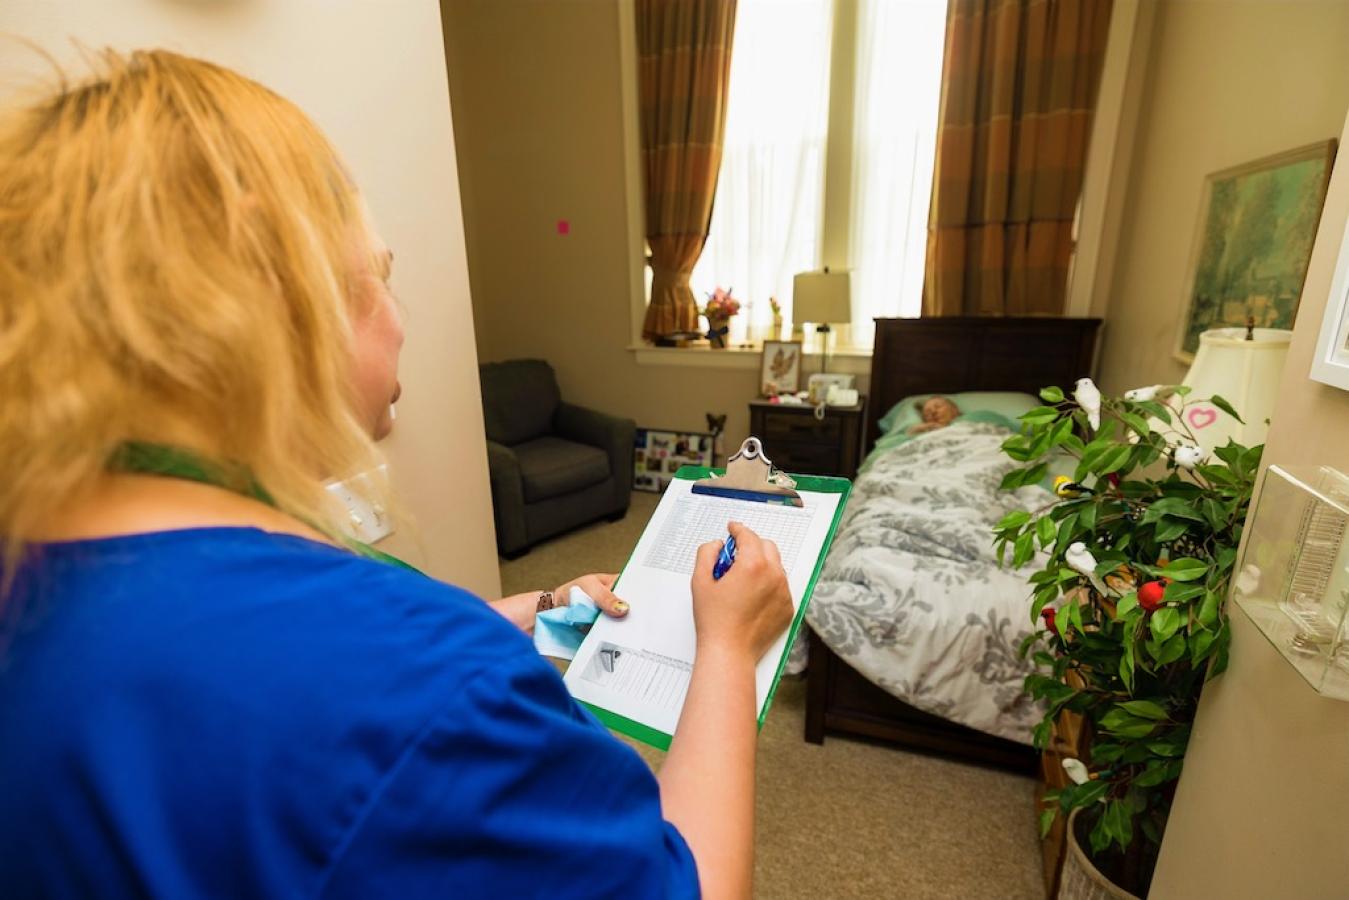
[0,48,387,577]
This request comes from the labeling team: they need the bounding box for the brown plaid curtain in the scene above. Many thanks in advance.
[925,0,1112,316]
[636,0,737,341]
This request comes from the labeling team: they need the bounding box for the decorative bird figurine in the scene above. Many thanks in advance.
[1053,475,1093,499]
[1062,758,1092,786]
[1123,384,1172,403]
[1073,377,1102,431]
[1172,443,1207,470]
[1066,541,1113,597]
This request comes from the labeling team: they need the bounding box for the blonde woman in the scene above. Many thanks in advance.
[0,50,791,899]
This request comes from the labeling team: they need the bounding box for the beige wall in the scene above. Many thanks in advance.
[1151,103,1349,899]
[0,0,501,597]
[442,0,868,451]
[1096,0,1349,395]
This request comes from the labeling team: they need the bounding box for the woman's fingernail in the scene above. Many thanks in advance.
[613,600,629,615]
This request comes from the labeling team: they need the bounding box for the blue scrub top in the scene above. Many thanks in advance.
[0,528,699,898]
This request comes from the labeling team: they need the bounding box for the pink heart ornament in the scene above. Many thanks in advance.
[1188,407,1218,429]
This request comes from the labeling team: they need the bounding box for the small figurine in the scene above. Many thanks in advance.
[1172,443,1207,470]
[907,396,961,436]
[1123,384,1174,403]
[1073,377,1102,431]
[1066,541,1113,597]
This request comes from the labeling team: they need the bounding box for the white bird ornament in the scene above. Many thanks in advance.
[1073,377,1102,431]
[1123,384,1170,403]
[1066,541,1113,597]
[1062,758,1092,786]
[1172,444,1207,470]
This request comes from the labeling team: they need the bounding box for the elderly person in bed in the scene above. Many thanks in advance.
[907,395,963,436]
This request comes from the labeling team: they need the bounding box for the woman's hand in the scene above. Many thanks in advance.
[690,521,793,660]
[489,573,629,635]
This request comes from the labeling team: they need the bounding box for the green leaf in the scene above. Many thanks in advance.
[1121,699,1168,720]
[1155,633,1187,665]
[1021,405,1062,426]
[1137,400,1173,424]
[1078,501,1098,532]
[1053,512,1079,556]
[1039,806,1058,838]
[1191,628,1217,664]
[1163,581,1205,603]
[1116,592,1139,618]
[1150,607,1182,642]
[1072,779,1111,808]
[1120,411,1151,436]
[1036,515,1057,548]
[1162,557,1209,582]
[1012,531,1036,568]
[1119,641,1136,692]
[1198,588,1222,627]
[1094,445,1133,475]
[1142,497,1206,523]
[1040,386,1065,404]
[1154,518,1189,543]
[1209,394,1244,423]
[996,509,1031,532]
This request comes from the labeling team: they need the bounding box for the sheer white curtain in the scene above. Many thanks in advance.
[690,0,833,344]
[849,0,947,346]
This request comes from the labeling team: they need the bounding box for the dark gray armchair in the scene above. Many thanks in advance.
[480,359,635,557]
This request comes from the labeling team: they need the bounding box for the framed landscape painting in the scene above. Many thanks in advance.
[1176,141,1336,363]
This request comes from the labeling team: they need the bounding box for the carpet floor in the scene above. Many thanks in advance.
[501,492,1047,899]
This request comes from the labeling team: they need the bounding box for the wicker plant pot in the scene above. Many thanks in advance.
[1057,810,1141,900]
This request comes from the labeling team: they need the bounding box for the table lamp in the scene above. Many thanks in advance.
[1178,325,1292,450]
[793,268,851,373]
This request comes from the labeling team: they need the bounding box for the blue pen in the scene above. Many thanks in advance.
[713,534,737,580]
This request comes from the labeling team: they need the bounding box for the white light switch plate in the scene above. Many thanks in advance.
[325,464,394,544]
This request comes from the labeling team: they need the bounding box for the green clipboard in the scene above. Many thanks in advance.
[573,464,852,750]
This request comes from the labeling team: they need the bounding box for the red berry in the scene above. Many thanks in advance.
[1107,473,1121,489]
[1042,608,1058,632]
[1138,580,1166,612]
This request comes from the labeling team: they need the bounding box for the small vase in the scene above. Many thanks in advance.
[707,315,730,349]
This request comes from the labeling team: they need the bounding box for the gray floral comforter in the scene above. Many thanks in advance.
[801,420,1046,744]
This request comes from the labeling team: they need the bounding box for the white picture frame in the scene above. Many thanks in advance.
[1310,211,1349,391]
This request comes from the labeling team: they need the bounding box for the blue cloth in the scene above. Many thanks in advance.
[0,528,699,899]
[533,586,601,659]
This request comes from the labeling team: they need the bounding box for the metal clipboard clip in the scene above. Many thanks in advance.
[690,437,804,507]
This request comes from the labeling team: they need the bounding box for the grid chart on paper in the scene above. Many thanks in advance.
[643,494,814,575]
[581,646,693,712]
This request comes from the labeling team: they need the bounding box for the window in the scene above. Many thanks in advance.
[681,0,948,349]
[850,0,947,337]
[689,0,834,346]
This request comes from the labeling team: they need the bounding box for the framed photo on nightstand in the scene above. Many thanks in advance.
[760,340,802,395]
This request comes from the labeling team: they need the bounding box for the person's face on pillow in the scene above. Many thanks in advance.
[922,396,960,426]
[348,220,405,441]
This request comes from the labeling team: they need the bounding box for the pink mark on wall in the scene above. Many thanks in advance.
[556,219,570,235]
[1188,407,1218,429]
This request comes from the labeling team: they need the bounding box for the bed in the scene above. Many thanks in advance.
[802,316,1101,774]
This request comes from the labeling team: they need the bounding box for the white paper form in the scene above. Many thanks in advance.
[564,477,843,739]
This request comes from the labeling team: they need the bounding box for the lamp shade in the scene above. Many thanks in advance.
[1180,327,1292,450]
[793,270,851,324]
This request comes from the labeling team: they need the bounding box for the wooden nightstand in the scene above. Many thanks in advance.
[748,397,867,480]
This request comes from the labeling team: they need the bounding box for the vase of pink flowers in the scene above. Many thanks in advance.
[702,287,740,349]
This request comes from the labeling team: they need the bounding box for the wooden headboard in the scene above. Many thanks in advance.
[865,317,1102,448]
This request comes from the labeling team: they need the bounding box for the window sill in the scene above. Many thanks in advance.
[628,343,872,374]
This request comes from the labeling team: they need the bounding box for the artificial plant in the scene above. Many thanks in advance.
[994,382,1261,893]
